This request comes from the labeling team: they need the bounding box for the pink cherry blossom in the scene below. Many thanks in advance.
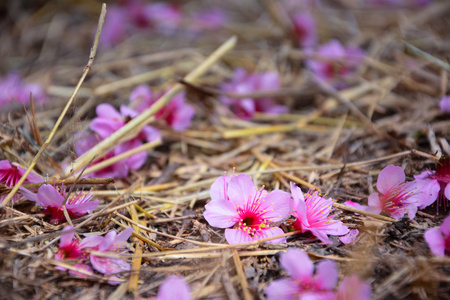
[219,68,288,120]
[157,275,191,300]
[290,183,349,244]
[129,85,195,131]
[266,248,338,300]
[292,12,317,48]
[306,39,364,88]
[203,173,292,244]
[0,160,41,203]
[55,226,89,275]
[0,73,47,106]
[440,96,450,114]
[80,227,133,279]
[367,165,436,219]
[414,156,450,212]
[20,184,99,224]
[336,275,371,300]
[424,215,450,257]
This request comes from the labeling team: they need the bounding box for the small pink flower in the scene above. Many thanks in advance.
[220,68,288,120]
[292,12,317,48]
[80,227,133,277]
[204,173,292,244]
[192,8,228,31]
[0,73,47,105]
[440,96,450,114]
[129,85,195,131]
[414,156,450,212]
[144,2,182,32]
[306,40,364,88]
[266,248,338,300]
[290,183,349,244]
[367,165,436,219]
[336,275,371,300]
[157,275,191,300]
[99,6,129,48]
[339,229,360,245]
[0,160,41,203]
[55,226,84,262]
[20,184,99,224]
[424,215,450,257]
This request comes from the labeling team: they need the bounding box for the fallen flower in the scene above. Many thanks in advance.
[203,173,292,244]
[0,73,47,105]
[219,68,288,120]
[336,275,371,300]
[20,184,99,224]
[157,275,191,300]
[367,165,435,220]
[306,39,364,88]
[414,156,450,212]
[0,160,41,203]
[292,12,317,48]
[80,227,133,279]
[55,226,91,276]
[424,214,450,257]
[266,248,338,300]
[290,182,349,244]
[129,85,195,131]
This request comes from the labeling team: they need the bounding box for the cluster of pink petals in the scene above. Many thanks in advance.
[414,156,450,211]
[440,96,450,114]
[130,85,195,131]
[424,215,450,257]
[204,173,292,244]
[55,226,133,284]
[0,73,47,106]
[266,248,371,300]
[157,275,191,300]
[220,68,288,120]
[306,39,365,88]
[0,160,41,203]
[290,183,349,244]
[367,165,438,220]
[75,103,161,179]
[20,184,98,224]
[292,12,317,48]
[100,0,182,47]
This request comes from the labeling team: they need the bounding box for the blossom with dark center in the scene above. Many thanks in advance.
[292,12,317,48]
[266,248,338,300]
[20,184,98,224]
[203,173,292,244]
[290,182,349,244]
[424,214,450,257]
[0,160,41,203]
[367,165,436,219]
[414,156,450,212]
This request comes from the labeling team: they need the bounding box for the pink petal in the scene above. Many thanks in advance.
[60,226,75,247]
[142,125,161,142]
[89,118,118,139]
[260,190,292,222]
[441,215,450,236]
[343,200,367,211]
[227,174,257,207]
[376,165,405,194]
[157,275,191,300]
[315,259,338,290]
[280,248,314,280]
[114,227,133,246]
[414,170,434,180]
[309,227,333,244]
[339,229,359,244]
[96,103,121,119]
[445,183,450,202]
[99,230,117,252]
[130,85,153,105]
[120,105,138,118]
[171,101,195,132]
[337,275,371,300]
[260,227,287,244]
[19,187,39,203]
[424,228,445,256]
[367,193,381,213]
[224,228,254,244]
[80,235,103,249]
[66,200,99,215]
[266,278,298,300]
[439,96,450,114]
[290,182,305,209]
[203,200,237,228]
[210,175,231,202]
[37,184,64,207]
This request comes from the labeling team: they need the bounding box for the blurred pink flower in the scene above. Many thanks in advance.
[306,40,364,88]
[292,12,317,47]
[20,184,98,224]
[0,160,41,203]
[157,275,191,300]
[192,8,228,31]
[220,68,288,120]
[414,156,450,212]
[337,275,371,300]
[80,227,133,280]
[266,248,338,300]
[424,215,450,257]
[367,165,436,219]
[290,183,349,244]
[144,2,182,32]
[130,85,195,131]
[55,226,84,262]
[440,96,450,114]
[100,6,129,48]
[204,173,292,244]
[0,73,47,105]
